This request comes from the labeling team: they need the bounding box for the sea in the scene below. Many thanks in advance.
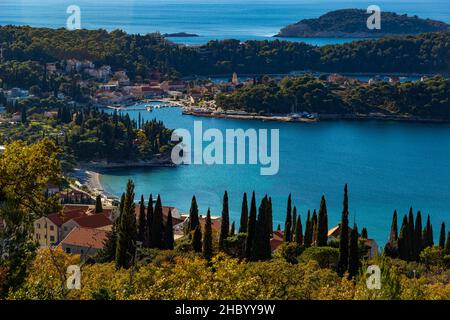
[100,106,450,246]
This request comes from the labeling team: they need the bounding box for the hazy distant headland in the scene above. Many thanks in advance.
[276,9,450,38]
[163,32,199,37]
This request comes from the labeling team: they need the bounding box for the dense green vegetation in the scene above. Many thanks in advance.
[0,26,448,88]
[216,75,450,119]
[276,9,449,38]
[0,105,173,165]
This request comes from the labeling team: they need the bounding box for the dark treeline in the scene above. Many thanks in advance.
[101,181,449,274]
[0,26,448,87]
[1,103,173,163]
[216,75,450,119]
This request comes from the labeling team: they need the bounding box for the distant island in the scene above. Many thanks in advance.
[275,9,450,38]
[163,32,199,37]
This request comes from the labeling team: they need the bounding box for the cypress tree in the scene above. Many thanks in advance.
[187,196,199,234]
[338,184,349,276]
[445,231,450,254]
[251,196,271,261]
[311,209,318,245]
[138,195,146,243]
[115,180,137,269]
[438,222,446,249]
[361,228,368,239]
[150,195,163,249]
[424,214,433,248]
[239,192,248,233]
[230,221,235,236]
[203,208,213,261]
[304,210,312,247]
[317,196,328,246]
[163,209,174,250]
[348,223,360,279]
[398,215,409,260]
[389,210,398,246]
[98,221,117,262]
[219,191,230,250]
[146,194,153,247]
[407,207,415,260]
[295,214,303,245]
[95,195,103,213]
[284,194,292,242]
[277,224,281,231]
[414,211,422,261]
[192,225,202,252]
[292,206,297,238]
[245,191,257,259]
[268,197,273,236]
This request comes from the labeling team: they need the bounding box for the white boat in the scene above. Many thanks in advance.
[145,105,153,111]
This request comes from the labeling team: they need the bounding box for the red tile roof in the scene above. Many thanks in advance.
[60,227,108,249]
[47,211,87,226]
[72,214,112,229]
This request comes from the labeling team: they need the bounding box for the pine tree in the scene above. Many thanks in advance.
[150,195,163,249]
[95,195,103,213]
[187,196,200,234]
[163,209,174,250]
[192,225,202,252]
[348,223,360,279]
[115,180,137,269]
[251,196,271,261]
[284,194,292,242]
[398,215,409,260]
[414,211,423,261]
[203,208,213,261]
[304,210,312,247]
[338,184,349,276]
[239,192,248,233]
[438,222,446,249]
[219,191,230,250]
[138,195,146,243]
[245,191,257,259]
[146,194,153,247]
[230,221,235,236]
[295,213,303,245]
[317,196,328,246]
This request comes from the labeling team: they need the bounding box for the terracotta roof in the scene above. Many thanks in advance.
[71,214,112,229]
[47,211,87,226]
[60,227,108,249]
[198,215,222,233]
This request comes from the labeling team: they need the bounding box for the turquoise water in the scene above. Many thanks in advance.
[100,107,450,246]
[1,0,449,45]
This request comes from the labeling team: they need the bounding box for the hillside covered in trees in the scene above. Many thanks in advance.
[276,9,450,38]
[0,26,448,83]
[215,75,450,120]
